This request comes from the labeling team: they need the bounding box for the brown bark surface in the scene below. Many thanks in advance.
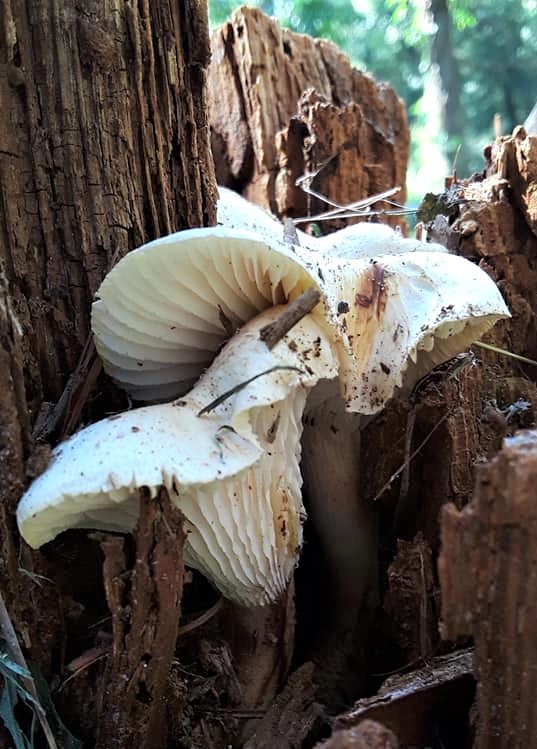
[439,430,537,749]
[208,7,409,230]
[96,489,186,748]
[0,0,216,744]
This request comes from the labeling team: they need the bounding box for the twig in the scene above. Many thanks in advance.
[293,183,409,224]
[0,590,59,749]
[60,343,102,438]
[473,340,537,367]
[60,648,110,691]
[373,410,452,502]
[259,288,321,349]
[197,366,305,417]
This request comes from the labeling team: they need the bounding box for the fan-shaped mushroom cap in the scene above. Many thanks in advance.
[92,227,323,401]
[18,306,339,606]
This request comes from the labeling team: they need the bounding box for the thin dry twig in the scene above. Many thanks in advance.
[474,340,537,367]
[177,597,224,637]
[259,288,321,349]
[372,410,453,502]
[197,365,305,417]
[293,182,409,224]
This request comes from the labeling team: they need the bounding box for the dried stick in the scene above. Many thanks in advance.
[259,287,321,349]
[373,411,452,502]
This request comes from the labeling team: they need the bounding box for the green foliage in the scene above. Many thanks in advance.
[0,653,38,749]
[0,651,82,749]
[208,0,537,184]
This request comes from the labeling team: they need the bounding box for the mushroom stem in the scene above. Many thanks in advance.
[301,403,377,696]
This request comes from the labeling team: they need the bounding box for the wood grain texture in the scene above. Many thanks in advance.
[440,429,537,749]
[96,488,186,748]
[0,0,216,728]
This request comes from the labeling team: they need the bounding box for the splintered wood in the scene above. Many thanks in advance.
[439,430,537,749]
[97,488,185,748]
[208,7,409,230]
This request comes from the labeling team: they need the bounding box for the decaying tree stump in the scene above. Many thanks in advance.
[208,15,537,737]
[440,430,537,749]
[208,6,409,230]
[0,0,216,744]
[3,0,537,744]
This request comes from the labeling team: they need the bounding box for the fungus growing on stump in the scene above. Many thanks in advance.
[18,190,510,627]
[217,188,510,685]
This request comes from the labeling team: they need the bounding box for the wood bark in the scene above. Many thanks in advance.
[0,0,216,744]
[96,489,185,748]
[439,430,537,749]
[208,7,409,231]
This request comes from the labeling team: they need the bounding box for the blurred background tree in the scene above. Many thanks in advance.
[208,0,537,201]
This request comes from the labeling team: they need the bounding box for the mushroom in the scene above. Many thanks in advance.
[299,248,510,663]
[218,188,511,679]
[18,190,510,624]
[88,190,508,627]
[17,303,339,606]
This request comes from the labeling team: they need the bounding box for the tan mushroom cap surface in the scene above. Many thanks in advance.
[18,305,339,606]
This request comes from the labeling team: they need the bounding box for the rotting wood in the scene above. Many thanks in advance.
[439,429,537,749]
[383,534,438,662]
[334,650,474,747]
[208,7,409,231]
[0,0,216,741]
[96,487,186,748]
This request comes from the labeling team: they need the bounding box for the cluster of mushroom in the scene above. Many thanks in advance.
[17,188,510,607]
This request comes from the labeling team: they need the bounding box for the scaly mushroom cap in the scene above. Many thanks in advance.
[92,227,322,402]
[18,305,339,606]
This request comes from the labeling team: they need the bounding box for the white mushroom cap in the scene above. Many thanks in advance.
[314,250,510,413]
[18,305,339,606]
[92,227,322,401]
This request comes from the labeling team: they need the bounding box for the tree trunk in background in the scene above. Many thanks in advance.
[427,0,465,166]
[0,0,216,743]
